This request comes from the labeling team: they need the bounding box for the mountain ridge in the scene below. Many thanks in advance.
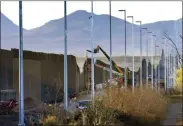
[1,10,182,57]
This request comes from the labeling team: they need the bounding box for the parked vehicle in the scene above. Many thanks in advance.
[76,100,91,110]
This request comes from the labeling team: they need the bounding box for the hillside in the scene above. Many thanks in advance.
[1,10,182,56]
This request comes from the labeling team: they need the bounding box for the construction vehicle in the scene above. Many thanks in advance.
[86,45,125,87]
[94,45,137,86]
[87,46,123,74]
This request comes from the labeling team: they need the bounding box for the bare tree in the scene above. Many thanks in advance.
[164,31,182,65]
[52,72,63,108]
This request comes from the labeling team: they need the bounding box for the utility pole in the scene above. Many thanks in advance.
[127,16,134,92]
[136,21,142,89]
[18,1,25,126]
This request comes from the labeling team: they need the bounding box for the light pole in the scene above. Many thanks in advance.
[118,9,127,88]
[109,0,112,85]
[166,44,169,89]
[64,0,68,111]
[170,48,173,88]
[168,44,170,89]
[173,21,177,87]
[173,49,176,88]
[172,50,176,88]
[86,51,88,92]
[136,21,142,89]
[0,1,1,86]
[152,35,156,91]
[90,0,95,104]
[169,45,173,89]
[165,41,175,90]
[158,46,161,92]
[127,16,134,92]
[162,38,167,91]
[169,49,171,88]
[164,38,179,89]
[155,45,159,92]
[0,1,1,50]
[142,28,148,88]
[18,1,25,126]
[148,32,153,89]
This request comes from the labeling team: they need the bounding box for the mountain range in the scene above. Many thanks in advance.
[1,10,182,57]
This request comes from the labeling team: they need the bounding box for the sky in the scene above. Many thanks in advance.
[1,1,182,30]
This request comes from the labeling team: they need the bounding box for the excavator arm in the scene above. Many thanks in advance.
[94,45,123,75]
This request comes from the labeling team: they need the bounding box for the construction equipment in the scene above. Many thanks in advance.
[94,45,137,86]
[86,45,125,87]
[87,46,123,74]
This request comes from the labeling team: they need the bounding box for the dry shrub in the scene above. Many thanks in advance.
[86,97,118,125]
[40,103,64,125]
[40,115,59,126]
[73,96,118,125]
[103,86,168,125]
[174,68,182,94]
[176,116,183,126]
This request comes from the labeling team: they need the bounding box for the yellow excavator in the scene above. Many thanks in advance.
[87,45,123,74]
[87,45,125,87]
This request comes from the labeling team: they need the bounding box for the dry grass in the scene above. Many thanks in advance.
[39,85,168,125]
[39,103,65,125]
[75,86,168,125]
[70,86,168,125]
[69,97,118,125]
[176,112,183,126]
[103,86,168,125]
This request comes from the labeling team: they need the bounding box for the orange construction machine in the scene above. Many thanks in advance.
[86,45,124,87]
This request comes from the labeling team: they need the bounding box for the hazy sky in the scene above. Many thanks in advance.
[1,1,182,30]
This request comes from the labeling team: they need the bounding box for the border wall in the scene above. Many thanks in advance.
[0,49,80,103]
